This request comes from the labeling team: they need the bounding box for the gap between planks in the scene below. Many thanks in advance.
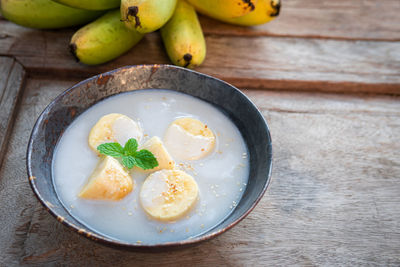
[0,56,26,168]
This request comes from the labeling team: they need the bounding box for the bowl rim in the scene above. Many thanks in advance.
[26,64,273,249]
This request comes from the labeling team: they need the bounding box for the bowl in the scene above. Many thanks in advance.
[26,64,272,250]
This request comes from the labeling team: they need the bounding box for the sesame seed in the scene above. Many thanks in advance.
[199,163,204,167]
[136,240,142,244]
[128,212,133,216]
[186,228,189,233]
[70,205,74,209]
[200,224,204,228]
[239,188,243,191]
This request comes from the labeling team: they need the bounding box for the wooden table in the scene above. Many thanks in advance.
[1,1,399,265]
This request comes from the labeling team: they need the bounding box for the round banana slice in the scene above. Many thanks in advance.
[164,117,215,160]
[79,156,133,201]
[88,113,143,152]
[140,169,199,221]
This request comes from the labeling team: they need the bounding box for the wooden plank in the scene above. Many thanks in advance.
[1,0,399,41]
[0,23,399,94]
[1,78,400,265]
[0,57,25,168]
[200,0,400,41]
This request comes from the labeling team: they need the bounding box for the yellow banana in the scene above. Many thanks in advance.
[79,156,133,201]
[51,0,120,10]
[0,0,104,29]
[136,137,175,172]
[88,113,143,152]
[164,117,215,160]
[140,169,199,221]
[216,0,281,26]
[69,9,144,65]
[160,0,206,69]
[186,0,258,19]
[120,0,177,34]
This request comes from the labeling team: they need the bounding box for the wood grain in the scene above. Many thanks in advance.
[2,0,399,41]
[0,23,399,94]
[0,57,25,168]
[200,0,400,41]
[0,78,399,266]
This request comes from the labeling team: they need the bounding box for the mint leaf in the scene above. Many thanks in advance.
[124,138,138,155]
[134,149,159,170]
[122,155,136,169]
[96,138,158,170]
[97,143,124,157]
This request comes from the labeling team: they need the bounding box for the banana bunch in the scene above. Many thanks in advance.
[1,0,281,67]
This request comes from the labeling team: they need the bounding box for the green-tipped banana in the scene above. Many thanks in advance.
[160,0,206,68]
[69,9,144,65]
[0,0,104,29]
[121,0,177,34]
[217,0,281,26]
[51,0,120,10]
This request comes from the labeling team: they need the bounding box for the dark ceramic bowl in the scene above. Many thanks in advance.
[27,65,272,250]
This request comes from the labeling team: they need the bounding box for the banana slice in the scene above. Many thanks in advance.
[136,136,175,172]
[79,156,133,201]
[164,118,215,160]
[140,169,199,221]
[88,113,143,152]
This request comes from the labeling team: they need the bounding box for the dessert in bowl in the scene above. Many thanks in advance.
[27,65,272,249]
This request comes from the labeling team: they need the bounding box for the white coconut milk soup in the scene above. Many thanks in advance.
[52,89,249,244]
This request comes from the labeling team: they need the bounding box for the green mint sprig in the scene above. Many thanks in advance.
[97,138,158,170]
